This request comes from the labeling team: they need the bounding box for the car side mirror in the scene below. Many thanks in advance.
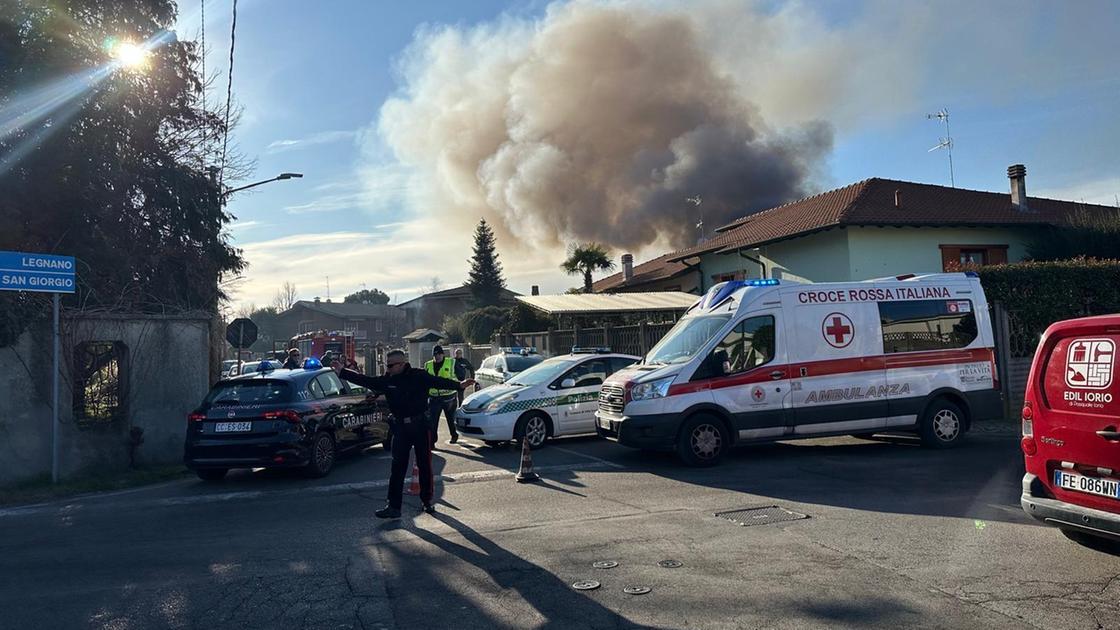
[561,378,576,389]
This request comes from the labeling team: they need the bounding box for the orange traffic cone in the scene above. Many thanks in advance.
[515,437,540,483]
[405,452,420,495]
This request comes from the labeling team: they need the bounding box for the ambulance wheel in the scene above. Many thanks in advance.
[918,399,965,448]
[516,413,550,450]
[677,414,729,467]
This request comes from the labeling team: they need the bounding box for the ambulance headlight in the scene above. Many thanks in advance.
[630,376,674,401]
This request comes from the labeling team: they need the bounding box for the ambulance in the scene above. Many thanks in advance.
[595,273,1002,466]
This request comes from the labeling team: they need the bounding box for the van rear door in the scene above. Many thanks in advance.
[1038,322,1120,510]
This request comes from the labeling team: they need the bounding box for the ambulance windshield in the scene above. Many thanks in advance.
[645,314,732,365]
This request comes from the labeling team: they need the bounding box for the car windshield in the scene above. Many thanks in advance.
[205,380,292,405]
[508,357,579,386]
[645,314,733,365]
[505,354,544,372]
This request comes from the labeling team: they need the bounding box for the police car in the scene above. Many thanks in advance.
[598,274,1002,466]
[474,347,544,389]
[183,358,390,480]
[456,348,640,448]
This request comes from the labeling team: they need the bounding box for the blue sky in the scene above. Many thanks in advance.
[177,0,1120,312]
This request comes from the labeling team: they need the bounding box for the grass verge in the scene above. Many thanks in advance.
[0,465,191,507]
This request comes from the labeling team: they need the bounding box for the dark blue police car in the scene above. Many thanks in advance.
[183,359,390,480]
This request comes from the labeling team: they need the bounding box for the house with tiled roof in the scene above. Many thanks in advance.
[591,252,701,294]
[276,298,409,347]
[666,164,1106,289]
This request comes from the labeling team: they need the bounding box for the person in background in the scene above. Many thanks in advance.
[339,350,473,518]
[425,345,460,446]
[282,348,301,370]
[321,350,335,369]
[453,347,475,404]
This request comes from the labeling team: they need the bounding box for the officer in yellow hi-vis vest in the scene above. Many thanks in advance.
[425,345,459,447]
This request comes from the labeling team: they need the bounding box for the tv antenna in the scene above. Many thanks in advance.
[687,195,704,242]
[926,108,955,187]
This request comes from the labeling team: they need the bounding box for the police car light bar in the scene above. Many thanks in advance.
[303,357,322,369]
[571,346,611,354]
[498,346,538,355]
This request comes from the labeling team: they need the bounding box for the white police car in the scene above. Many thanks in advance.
[474,347,544,389]
[456,348,639,449]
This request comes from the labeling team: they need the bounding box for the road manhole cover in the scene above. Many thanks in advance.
[624,586,651,595]
[657,560,682,568]
[592,561,618,569]
[714,505,808,527]
[572,580,601,591]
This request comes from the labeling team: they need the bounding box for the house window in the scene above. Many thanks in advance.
[73,341,127,426]
[344,320,359,332]
[939,244,1008,271]
[710,271,744,283]
[298,321,315,333]
[375,319,383,332]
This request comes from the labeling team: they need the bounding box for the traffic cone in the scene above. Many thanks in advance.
[405,452,420,495]
[515,437,540,483]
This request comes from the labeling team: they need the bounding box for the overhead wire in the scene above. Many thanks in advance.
[218,0,237,191]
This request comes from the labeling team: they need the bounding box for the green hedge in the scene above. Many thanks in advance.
[970,259,1120,343]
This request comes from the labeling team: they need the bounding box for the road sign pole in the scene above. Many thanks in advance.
[52,292,60,484]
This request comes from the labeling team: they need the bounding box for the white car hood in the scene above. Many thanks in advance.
[462,382,529,411]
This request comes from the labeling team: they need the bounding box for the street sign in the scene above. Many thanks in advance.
[0,251,76,294]
[226,318,258,348]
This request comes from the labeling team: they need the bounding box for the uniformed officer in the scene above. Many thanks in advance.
[425,345,460,446]
[340,350,474,518]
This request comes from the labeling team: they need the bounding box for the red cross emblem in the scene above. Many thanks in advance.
[822,313,854,348]
[751,386,765,402]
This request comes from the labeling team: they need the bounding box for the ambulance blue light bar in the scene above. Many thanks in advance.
[745,279,779,286]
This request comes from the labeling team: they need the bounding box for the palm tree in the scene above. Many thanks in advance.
[561,243,616,293]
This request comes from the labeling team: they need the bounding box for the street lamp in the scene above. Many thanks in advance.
[223,172,304,197]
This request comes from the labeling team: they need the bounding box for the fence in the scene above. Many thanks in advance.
[494,321,677,357]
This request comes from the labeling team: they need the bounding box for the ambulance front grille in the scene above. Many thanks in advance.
[599,385,625,415]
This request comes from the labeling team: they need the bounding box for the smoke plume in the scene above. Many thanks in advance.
[377,1,832,252]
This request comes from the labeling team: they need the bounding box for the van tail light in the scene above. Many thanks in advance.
[263,409,302,423]
[1021,436,1037,455]
[188,412,206,423]
[1021,401,1033,436]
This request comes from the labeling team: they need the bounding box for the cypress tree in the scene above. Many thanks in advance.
[465,219,506,307]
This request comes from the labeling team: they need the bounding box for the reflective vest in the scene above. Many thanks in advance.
[426,357,457,397]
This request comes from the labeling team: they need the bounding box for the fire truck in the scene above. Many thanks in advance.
[289,330,356,364]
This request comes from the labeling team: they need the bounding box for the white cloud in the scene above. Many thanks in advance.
[265,130,356,153]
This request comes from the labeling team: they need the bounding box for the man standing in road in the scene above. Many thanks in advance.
[340,350,473,518]
[453,347,475,406]
[425,345,460,447]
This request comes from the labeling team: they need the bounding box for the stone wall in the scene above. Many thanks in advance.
[0,313,211,485]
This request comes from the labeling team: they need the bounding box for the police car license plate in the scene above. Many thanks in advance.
[215,421,252,433]
[1054,470,1120,500]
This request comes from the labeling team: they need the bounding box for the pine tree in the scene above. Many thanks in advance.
[465,219,506,307]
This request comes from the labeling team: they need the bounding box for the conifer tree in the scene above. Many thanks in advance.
[465,219,506,307]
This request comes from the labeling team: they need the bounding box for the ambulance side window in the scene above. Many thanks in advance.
[879,300,978,353]
[698,316,775,379]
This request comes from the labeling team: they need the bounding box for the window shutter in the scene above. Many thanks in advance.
[988,247,1008,265]
[940,246,960,271]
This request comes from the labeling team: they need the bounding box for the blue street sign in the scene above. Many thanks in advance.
[0,250,76,294]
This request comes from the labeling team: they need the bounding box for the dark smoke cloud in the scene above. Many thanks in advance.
[378,1,832,251]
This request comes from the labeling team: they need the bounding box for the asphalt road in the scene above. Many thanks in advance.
[2,428,1118,629]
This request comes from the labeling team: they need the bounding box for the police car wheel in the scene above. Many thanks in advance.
[677,414,728,467]
[919,399,965,448]
[303,432,337,477]
[196,468,227,481]
[517,414,550,450]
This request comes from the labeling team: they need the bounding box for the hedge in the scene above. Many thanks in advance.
[968,258,1120,344]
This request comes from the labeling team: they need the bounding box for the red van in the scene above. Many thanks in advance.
[1020,315,1120,550]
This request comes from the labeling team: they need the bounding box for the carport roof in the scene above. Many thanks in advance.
[516,292,699,315]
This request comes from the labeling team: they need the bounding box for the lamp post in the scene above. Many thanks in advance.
[224,172,304,197]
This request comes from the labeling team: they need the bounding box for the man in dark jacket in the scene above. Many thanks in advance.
[453,348,475,405]
[282,348,301,370]
[340,349,474,518]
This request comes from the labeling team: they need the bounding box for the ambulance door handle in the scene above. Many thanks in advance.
[770,370,784,380]
[799,367,808,377]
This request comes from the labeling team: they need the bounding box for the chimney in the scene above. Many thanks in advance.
[1008,164,1028,211]
[313,296,321,303]
[622,253,634,281]
[531,285,539,296]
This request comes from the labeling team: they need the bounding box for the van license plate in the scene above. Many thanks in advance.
[215,421,252,433]
[1054,470,1120,499]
